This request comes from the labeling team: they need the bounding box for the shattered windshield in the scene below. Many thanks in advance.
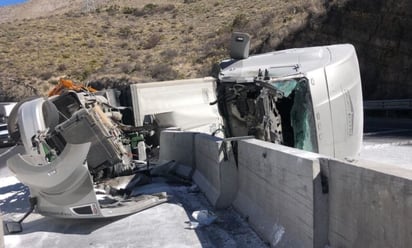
[216,75,318,153]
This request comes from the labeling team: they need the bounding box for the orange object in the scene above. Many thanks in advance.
[48,78,97,97]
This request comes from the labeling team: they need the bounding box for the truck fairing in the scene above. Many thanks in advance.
[7,92,167,220]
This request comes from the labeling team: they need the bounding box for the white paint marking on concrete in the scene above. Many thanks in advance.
[0,145,16,159]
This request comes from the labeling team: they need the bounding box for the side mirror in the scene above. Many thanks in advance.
[3,197,37,234]
[230,32,251,60]
[4,221,23,234]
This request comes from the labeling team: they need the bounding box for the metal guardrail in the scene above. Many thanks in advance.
[363,99,412,110]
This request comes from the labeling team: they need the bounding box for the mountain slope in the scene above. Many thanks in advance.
[0,0,329,101]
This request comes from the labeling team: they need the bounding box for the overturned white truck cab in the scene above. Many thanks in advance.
[216,33,363,159]
[5,34,362,232]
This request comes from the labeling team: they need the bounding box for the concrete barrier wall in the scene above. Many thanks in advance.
[159,131,412,247]
[233,139,327,247]
[193,133,237,209]
[326,159,412,248]
[159,130,197,168]
[233,139,412,247]
[160,130,238,209]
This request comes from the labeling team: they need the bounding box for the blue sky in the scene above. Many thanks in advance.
[0,0,27,7]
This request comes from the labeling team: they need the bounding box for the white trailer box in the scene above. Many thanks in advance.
[130,77,222,134]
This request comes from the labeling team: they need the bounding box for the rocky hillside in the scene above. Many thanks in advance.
[0,0,167,23]
[280,0,412,100]
[0,0,411,101]
[0,0,327,101]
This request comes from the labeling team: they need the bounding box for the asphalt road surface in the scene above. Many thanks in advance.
[361,117,412,169]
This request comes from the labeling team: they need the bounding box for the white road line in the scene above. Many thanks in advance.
[0,145,17,159]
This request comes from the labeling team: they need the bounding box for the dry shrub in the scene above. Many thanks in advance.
[143,34,161,49]
[39,71,53,80]
[128,51,140,60]
[106,5,120,15]
[118,63,134,74]
[118,26,132,39]
[122,4,175,17]
[160,49,179,61]
[119,42,129,49]
[87,40,96,48]
[57,64,67,72]
[202,33,231,58]
[149,63,178,81]
[183,0,196,3]
[232,13,249,30]
[145,4,175,14]
[117,63,142,74]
